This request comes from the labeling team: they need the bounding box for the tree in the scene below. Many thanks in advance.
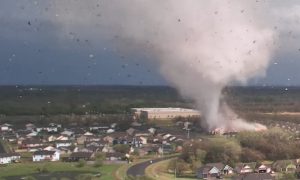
[241,147,266,162]
[204,138,241,166]
[113,144,130,153]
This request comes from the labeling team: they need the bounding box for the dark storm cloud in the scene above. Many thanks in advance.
[0,0,164,85]
[0,0,299,85]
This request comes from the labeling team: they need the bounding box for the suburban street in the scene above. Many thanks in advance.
[127,157,171,177]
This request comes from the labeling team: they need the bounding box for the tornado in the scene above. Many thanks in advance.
[52,0,276,131]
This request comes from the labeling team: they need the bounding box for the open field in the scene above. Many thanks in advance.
[0,85,299,116]
[0,162,120,180]
[145,158,195,180]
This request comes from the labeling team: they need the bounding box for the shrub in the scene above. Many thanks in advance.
[76,159,86,168]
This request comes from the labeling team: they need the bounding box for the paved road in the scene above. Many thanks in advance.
[127,157,171,177]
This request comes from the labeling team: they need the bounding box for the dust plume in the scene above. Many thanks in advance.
[53,0,276,131]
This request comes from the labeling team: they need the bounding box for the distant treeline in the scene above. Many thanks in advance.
[0,85,298,116]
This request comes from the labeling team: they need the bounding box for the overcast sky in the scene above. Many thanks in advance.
[0,0,300,86]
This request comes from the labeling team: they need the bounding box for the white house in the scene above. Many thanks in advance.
[43,146,57,151]
[26,131,38,137]
[56,135,69,141]
[36,123,62,133]
[257,164,272,173]
[25,123,36,131]
[32,150,60,162]
[139,136,148,145]
[48,135,57,142]
[55,140,73,148]
[106,129,115,133]
[223,165,234,175]
[60,130,74,137]
[0,153,21,164]
[84,132,93,136]
[148,128,156,134]
[0,123,13,132]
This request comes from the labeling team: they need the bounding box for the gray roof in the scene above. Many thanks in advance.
[33,150,56,156]
[0,153,20,158]
[70,152,93,158]
[206,162,225,170]
[197,165,213,174]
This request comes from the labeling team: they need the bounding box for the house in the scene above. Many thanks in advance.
[26,131,38,137]
[89,126,109,133]
[148,127,156,134]
[2,133,18,142]
[77,135,87,145]
[106,152,124,161]
[43,146,57,151]
[206,163,225,173]
[83,132,94,136]
[86,135,102,142]
[0,153,21,164]
[48,135,57,142]
[223,164,234,175]
[256,164,272,173]
[158,144,174,154]
[60,130,74,137]
[85,141,106,148]
[0,123,13,132]
[110,123,117,129]
[138,136,148,145]
[162,133,172,140]
[197,165,221,179]
[32,150,60,162]
[21,138,43,149]
[56,135,69,141]
[204,163,233,175]
[55,140,73,148]
[103,132,127,144]
[101,145,115,153]
[57,146,75,154]
[126,128,136,136]
[235,163,255,174]
[272,160,296,172]
[49,123,62,128]
[36,123,62,133]
[25,123,36,131]
[235,173,274,180]
[106,129,115,133]
[68,152,94,161]
[137,146,157,156]
[84,146,100,153]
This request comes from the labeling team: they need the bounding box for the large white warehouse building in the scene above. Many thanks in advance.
[131,107,201,120]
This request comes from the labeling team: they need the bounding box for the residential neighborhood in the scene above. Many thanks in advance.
[1,120,300,180]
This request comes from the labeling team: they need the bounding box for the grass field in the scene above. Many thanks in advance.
[0,162,120,180]
[145,158,195,180]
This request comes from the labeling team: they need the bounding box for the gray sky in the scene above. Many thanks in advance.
[0,0,300,86]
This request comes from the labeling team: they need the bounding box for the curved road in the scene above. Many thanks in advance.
[127,157,171,177]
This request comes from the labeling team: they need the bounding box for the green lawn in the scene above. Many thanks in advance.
[0,162,120,179]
